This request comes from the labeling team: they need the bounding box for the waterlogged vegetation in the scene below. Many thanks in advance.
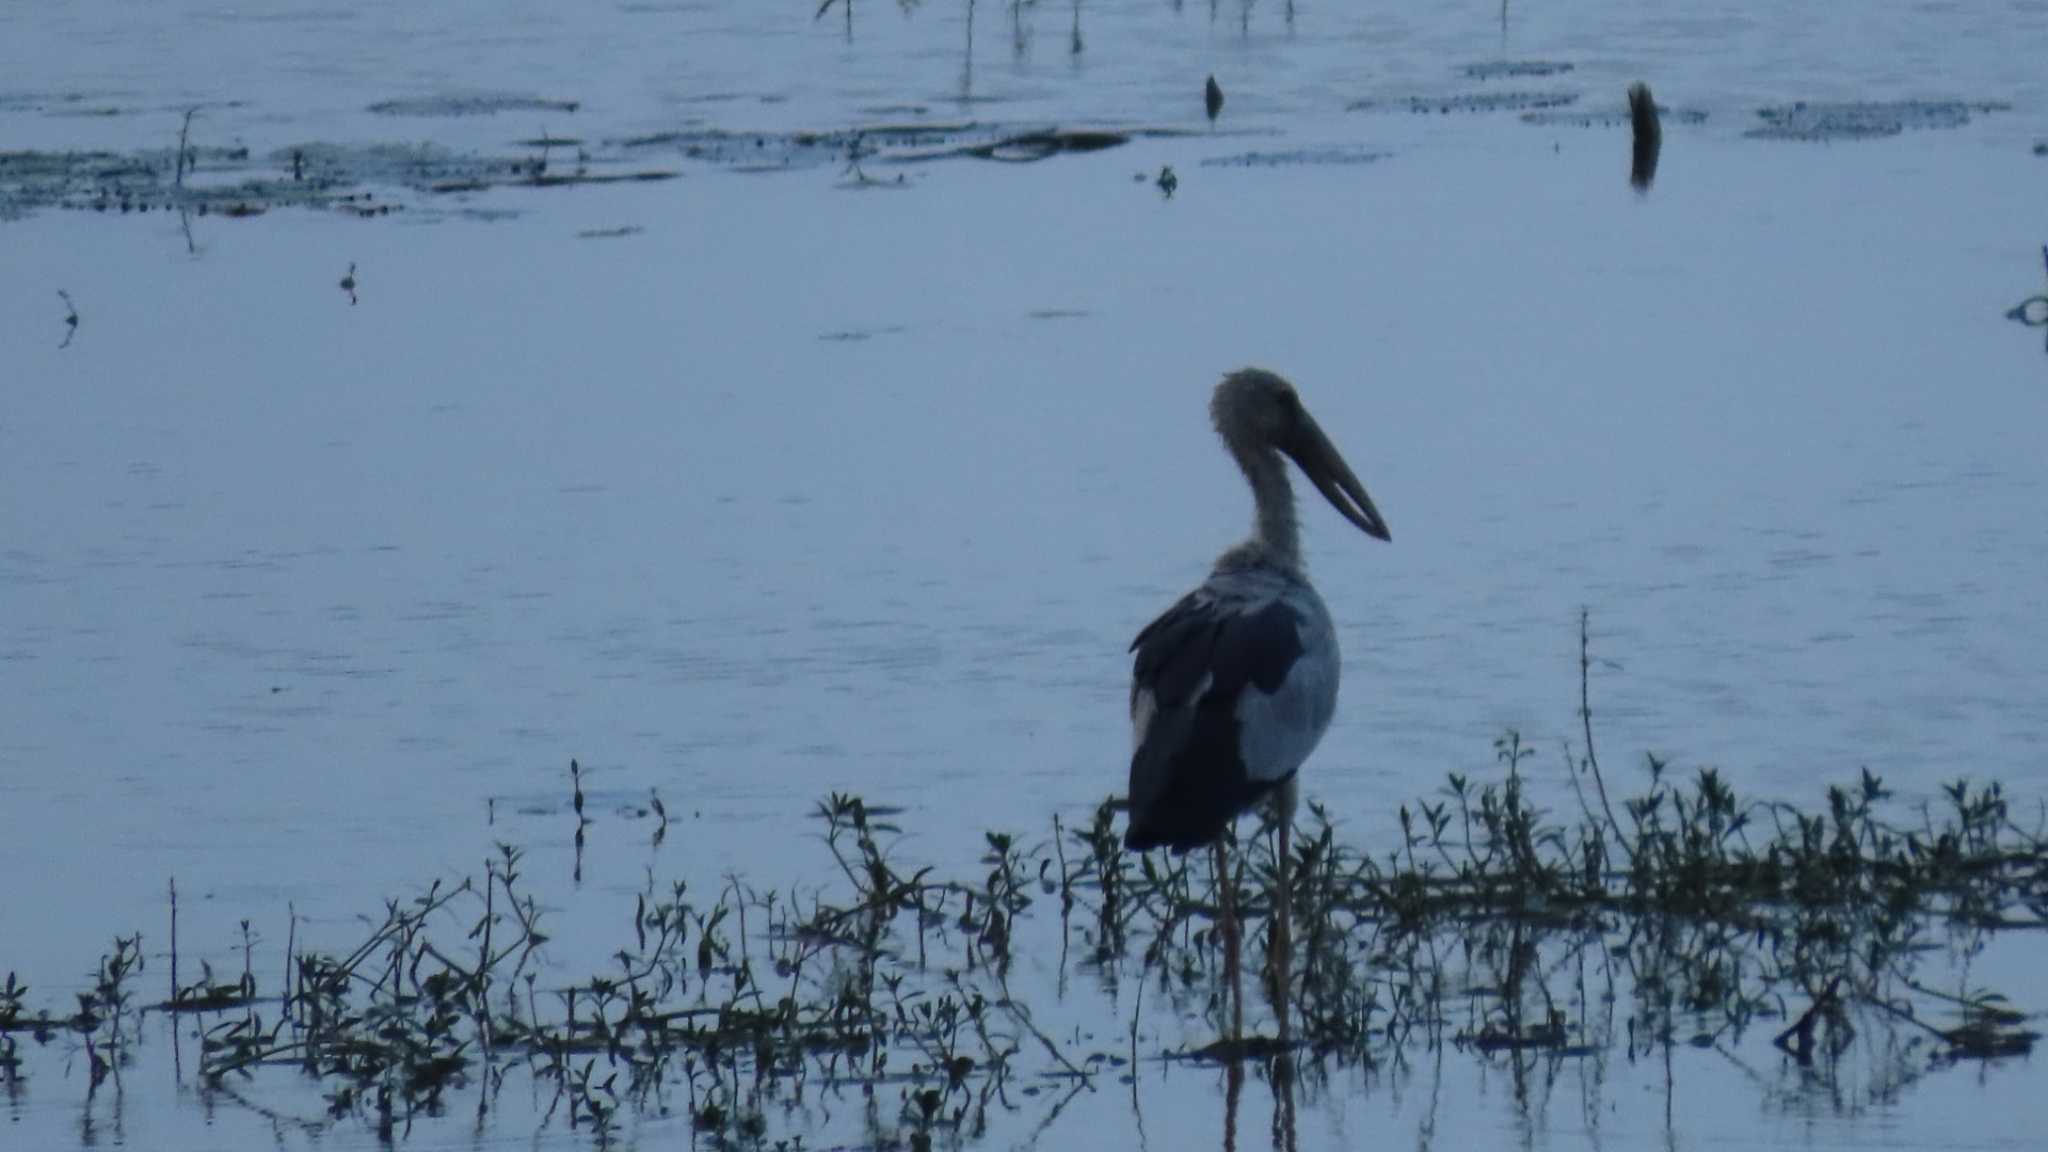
[3,623,2041,1149]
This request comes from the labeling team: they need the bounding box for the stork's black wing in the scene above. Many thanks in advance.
[1123,575,1306,852]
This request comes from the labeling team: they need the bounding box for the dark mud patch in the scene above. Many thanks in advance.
[368,93,581,118]
[1350,91,1579,115]
[1460,60,1574,80]
[577,225,644,240]
[1747,100,2008,141]
[1524,104,1709,129]
[1200,146,1390,168]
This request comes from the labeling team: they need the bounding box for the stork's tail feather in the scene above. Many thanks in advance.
[1122,817,1210,854]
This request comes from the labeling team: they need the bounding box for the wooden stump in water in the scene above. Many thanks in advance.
[1629,81,1662,191]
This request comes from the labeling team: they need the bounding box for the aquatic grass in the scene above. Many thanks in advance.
[174,107,197,189]
[1,627,2043,1146]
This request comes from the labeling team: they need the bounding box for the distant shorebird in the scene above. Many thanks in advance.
[1123,368,1389,1047]
[1205,75,1225,123]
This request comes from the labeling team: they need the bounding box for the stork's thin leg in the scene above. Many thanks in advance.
[1275,815,1292,1046]
[1223,1047,1245,1152]
[1213,836,1242,1044]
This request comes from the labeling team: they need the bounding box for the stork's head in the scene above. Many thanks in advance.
[1213,368,1391,542]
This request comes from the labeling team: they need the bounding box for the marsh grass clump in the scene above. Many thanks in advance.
[1048,614,2045,1078]
[1,624,2043,1146]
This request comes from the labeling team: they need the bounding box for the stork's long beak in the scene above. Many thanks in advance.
[1288,412,1391,542]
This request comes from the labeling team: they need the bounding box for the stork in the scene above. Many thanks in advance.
[1124,368,1389,1048]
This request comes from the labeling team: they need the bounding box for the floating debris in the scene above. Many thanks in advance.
[45,104,125,119]
[0,117,1211,222]
[858,125,1188,165]
[1460,59,1575,80]
[0,139,674,221]
[368,93,581,118]
[427,169,675,193]
[818,324,906,343]
[1747,100,2007,141]
[1200,146,1390,169]
[0,91,164,118]
[964,128,1130,162]
[1155,164,1178,197]
[619,122,971,171]
[1629,82,1662,192]
[576,225,644,240]
[1523,103,1708,129]
[1351,91,1579,115]
[1,145,277,219]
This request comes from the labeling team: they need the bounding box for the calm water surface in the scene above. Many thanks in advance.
[3,1,2046,1149]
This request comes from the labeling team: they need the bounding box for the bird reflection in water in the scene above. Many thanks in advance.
[1217,1050,1296,1152]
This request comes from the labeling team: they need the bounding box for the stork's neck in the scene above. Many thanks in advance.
[1219,440,1301,573]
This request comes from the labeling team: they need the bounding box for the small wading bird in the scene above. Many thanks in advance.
[1124,368,1389,1048]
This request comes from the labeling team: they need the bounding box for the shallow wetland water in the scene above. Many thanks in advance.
[3,1,2048,1149]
